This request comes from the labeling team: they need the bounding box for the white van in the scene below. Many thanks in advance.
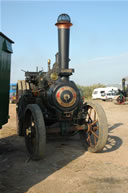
[92,87,118,100]
[92,88,106,100]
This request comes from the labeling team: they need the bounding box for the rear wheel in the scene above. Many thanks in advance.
[24,104,46,160]
[80,101,108,153]
[16,80,30,102]
[16,80,30,136]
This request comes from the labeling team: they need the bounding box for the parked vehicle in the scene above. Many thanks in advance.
[0,32,14,129]
[10,83,16,103]
[92,88,106,100]
[113,78,128,104]
[92,87,118,101]
[105,91,118,100]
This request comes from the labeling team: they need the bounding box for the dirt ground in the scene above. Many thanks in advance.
[0,101,128,193]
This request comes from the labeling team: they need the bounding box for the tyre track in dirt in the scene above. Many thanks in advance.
[0,102,128,193]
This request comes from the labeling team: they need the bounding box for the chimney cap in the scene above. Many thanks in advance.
[57,14,71,23]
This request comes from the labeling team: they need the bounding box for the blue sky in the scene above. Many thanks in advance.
[1,0,128,86]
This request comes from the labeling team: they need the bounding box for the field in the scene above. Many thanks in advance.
[0,101,128,193]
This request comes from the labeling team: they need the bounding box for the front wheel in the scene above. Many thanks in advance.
[79,101,108,153]
[24,104,46,160]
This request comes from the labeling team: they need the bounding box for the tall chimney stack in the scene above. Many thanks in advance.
[122,78,126,94]
[55,14,72,71]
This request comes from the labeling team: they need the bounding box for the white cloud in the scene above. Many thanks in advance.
[73,52,128,86]
[87,52,128,64]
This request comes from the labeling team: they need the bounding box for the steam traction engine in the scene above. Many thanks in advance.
[16,14,108,160]
[113,78,128,104]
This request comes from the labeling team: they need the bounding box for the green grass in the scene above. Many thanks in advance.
[77,83,106,99]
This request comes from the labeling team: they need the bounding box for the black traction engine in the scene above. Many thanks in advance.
[16,14,108,160]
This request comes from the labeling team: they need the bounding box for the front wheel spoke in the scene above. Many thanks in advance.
[94,110,96,121]
[89,120,98,126]
[93,126,98,131]
[87,134,91,143]
[90,129,99,139]
[87,133,93,147]
[87,108,92,122]
[88,108,92,116]
[94,135,97,145]
[87,114,91,122]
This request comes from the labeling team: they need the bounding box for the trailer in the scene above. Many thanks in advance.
[92,87,118,101]
[0,32,14,129]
